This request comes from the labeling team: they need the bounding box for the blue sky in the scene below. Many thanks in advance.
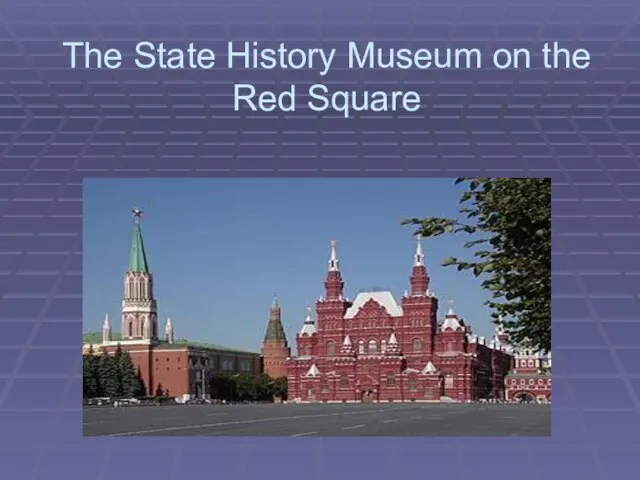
[83,178,497,352]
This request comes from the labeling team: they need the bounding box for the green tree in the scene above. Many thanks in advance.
[113,344,124,397]
[234,373,256,401]
[99,354,120,398]
[272,376,288,400]
[135,368,147,397]
[115,347,140,398]
[402,178,551,352]
[254,374,276,401]
[209,373,236,401]
[82,351,100,398]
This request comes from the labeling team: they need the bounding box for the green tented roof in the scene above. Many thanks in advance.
[128,222,149,273]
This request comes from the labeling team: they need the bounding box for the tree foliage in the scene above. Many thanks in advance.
[82,345,145,398]
[402,178,551,352]
[208,373,288,402]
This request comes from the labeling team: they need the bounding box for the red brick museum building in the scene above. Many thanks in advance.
[284,238,551,403]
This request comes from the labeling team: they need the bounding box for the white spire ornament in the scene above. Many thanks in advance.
[447,300,456,316]
[165,317,174,344]
[328,240,340,271]
[414,234,424,267]
[101,313,111,344]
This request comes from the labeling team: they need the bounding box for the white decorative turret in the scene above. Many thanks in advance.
[441,300,464,331]
[493,317,509,346]
[385,332,401,355]
[164,317,174,344]
[299,306,316,336]
[341,335,354,355]
[102,313,111,344]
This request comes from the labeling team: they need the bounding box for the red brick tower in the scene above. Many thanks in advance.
[261,295,291,379]
[401,234,438,354]
[316,240,350,339]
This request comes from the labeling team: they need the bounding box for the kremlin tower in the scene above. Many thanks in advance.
[121,208,158,343]
[261,295,291,379]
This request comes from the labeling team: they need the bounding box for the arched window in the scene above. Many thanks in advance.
[412,338,422,353]
[381,339,387,353]
[358,340,365,354]
[326,341,336,356]
[368,339,377,354]
[128,321,133,337]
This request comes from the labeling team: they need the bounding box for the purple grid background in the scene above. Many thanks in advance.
[0,0,639,478]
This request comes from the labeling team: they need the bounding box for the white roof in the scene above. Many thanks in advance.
[344,291,403,319]
[300,323,316,336]
[299,307,316,336]
[441,314,463,331]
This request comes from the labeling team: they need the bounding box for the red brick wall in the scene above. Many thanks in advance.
[149,348,190,397]
[119,345,190,397]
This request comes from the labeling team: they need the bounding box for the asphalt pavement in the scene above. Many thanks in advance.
[83,402,550,437]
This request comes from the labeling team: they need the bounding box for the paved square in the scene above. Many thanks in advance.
[83,403,551,437]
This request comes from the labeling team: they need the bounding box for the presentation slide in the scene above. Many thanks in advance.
[0,1,636,479]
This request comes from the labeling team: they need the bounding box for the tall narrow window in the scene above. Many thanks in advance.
[326,341,336,356]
